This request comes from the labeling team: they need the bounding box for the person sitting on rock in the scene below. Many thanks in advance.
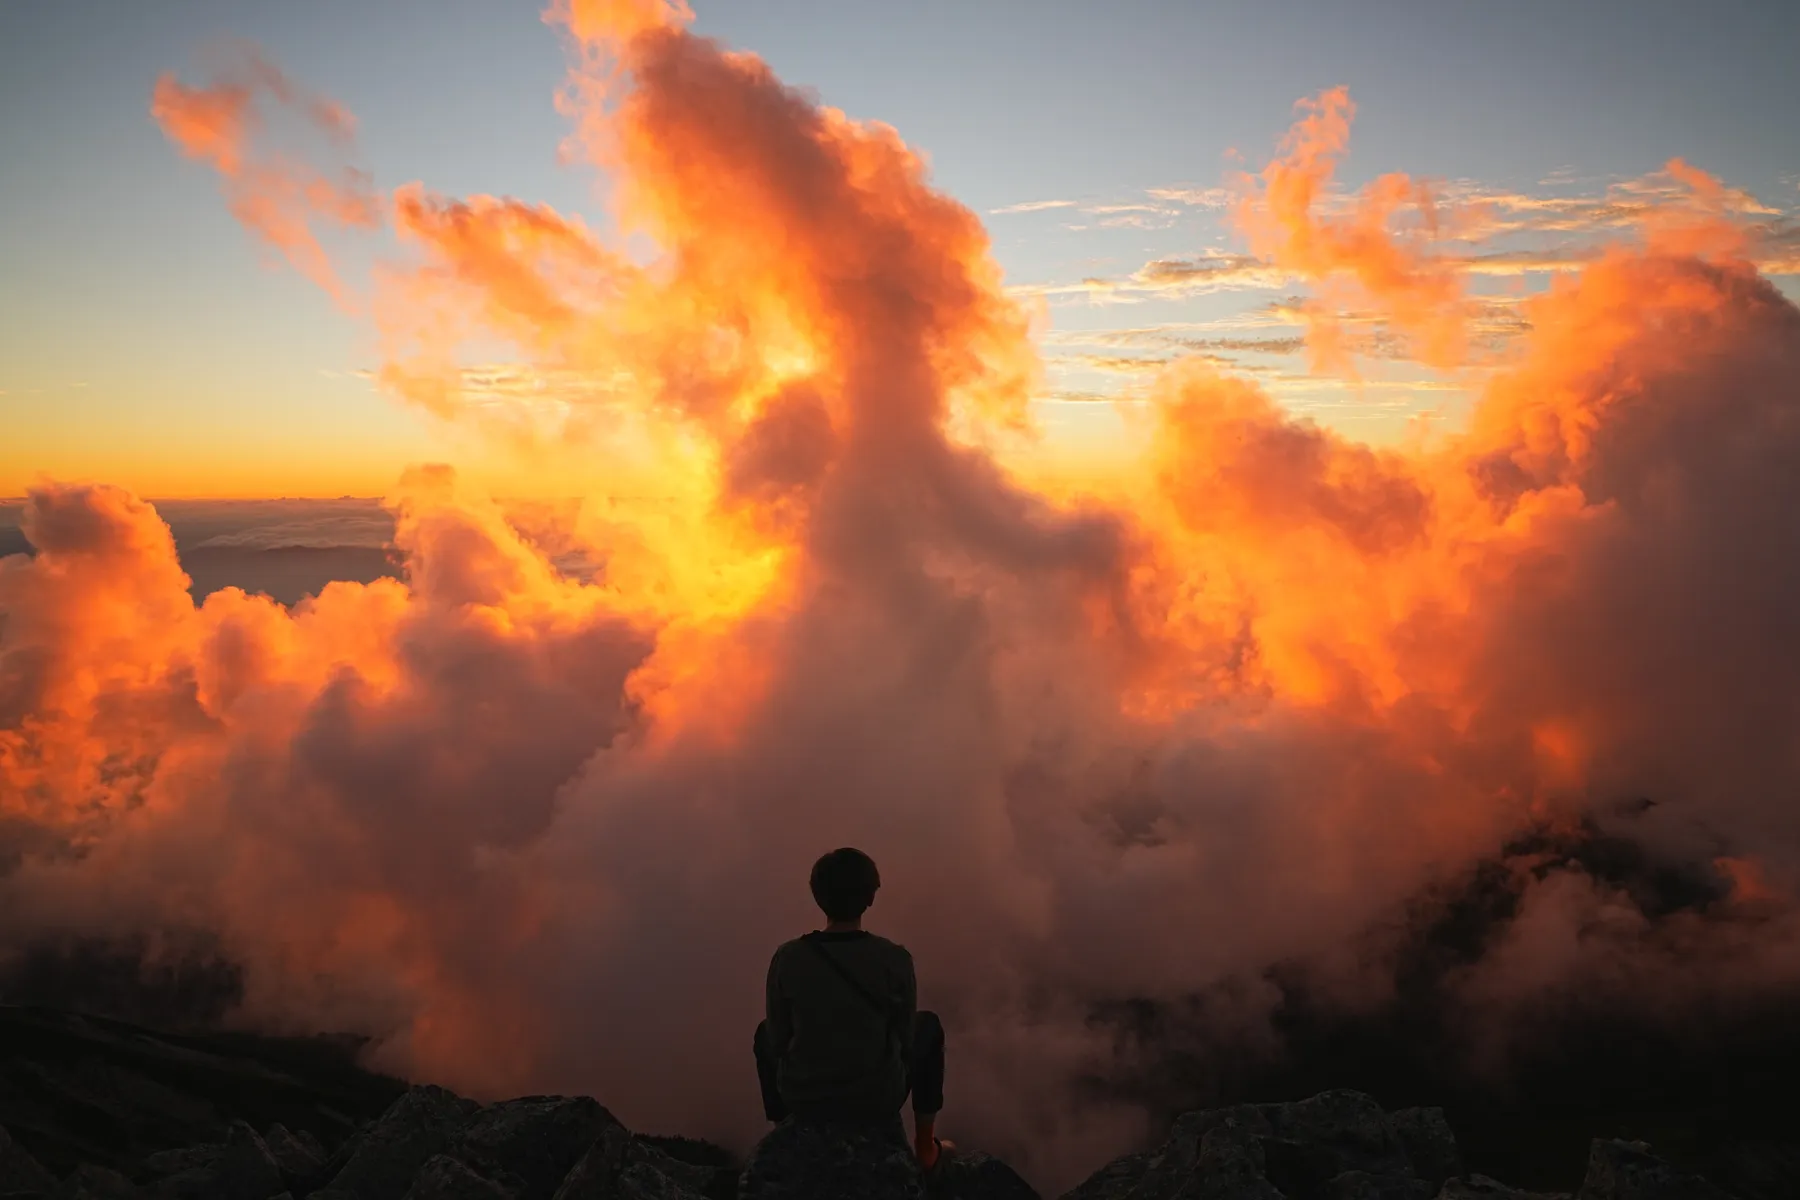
[754,847,948,1170]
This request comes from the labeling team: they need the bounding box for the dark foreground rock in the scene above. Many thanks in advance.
[735,1119,1037,1200]
[0,1005,1770,1200]
[1061,1091,1742,1200]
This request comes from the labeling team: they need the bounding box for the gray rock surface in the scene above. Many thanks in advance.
[1259,1090,1413,1194]
[927,1152,1038,1200]
[1,1125,60,1199]
[207,1122,285,1200]
[140,1151,223,1182]
[1391,1110,1461,1189]
[1059,1091,1432,1200]
[399,1157,513,1200]
[1436,1177,1570,1200]
[1578,1140,1734,1200]
[262,1126,323,1189]
[1321,1170,1433,1200]
[328,1089,480,1200]
[544,1125,706,1200]
[58,1164,141,1200]
[453,1098,614,1200]
[738,1120,922,1200]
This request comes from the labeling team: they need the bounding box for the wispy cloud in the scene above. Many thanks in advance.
[989,199,1079,215]
[1148,186,1230,209]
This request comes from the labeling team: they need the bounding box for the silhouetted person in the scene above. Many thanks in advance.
[755,848,948,1169]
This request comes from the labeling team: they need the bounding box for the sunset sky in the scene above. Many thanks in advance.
[10,5,1800,1183]
[3,0,1797,497]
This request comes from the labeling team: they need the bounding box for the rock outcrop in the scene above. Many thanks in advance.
[1061,1091,1740,1200]
[0,1006,1770,1200]
[732,1118,1037,1200]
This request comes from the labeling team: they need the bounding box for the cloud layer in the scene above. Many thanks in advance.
[6,6,1800,1192]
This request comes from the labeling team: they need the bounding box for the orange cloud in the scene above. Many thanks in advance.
[152,49,379,306]
[79,20,1800,1193]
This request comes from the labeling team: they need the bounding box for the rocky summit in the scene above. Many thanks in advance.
[0,1006,1761,1200]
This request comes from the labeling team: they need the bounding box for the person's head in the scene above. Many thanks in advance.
[810,847,881,923]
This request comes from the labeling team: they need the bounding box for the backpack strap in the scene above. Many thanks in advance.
[801,934,900,1036]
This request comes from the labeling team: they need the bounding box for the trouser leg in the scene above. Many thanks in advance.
[909,1010,945,1116]
[754,1020,788,1122]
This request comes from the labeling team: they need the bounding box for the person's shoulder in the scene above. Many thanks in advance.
[864,932,914,965]
[772,935,814,959]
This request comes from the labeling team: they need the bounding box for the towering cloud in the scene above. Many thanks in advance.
[5,4,1800,1191]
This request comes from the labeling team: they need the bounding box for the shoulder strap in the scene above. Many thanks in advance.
[801,934,896,1021]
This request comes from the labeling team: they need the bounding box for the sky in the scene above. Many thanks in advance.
[2,0,1797,498]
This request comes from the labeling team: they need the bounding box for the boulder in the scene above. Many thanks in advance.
[1,1126,60,1199]
[926,1151,1038,1200]
[261,1127,323,1189]
[140,1151,223,1183]
[1061,1105,1277,1200]
[608,1162,703,1200]
[547,1127,707,1200]
[58,1165,140,1200]
[400,1158,513,1200]
[1578,1140,1735,1200]
[1258,1091,1413,1189]
[147,1167,220,1200]
[1056,1150,1152,1200]
[1191,1121,1285,1200]
[1322,1171,1433,1200]
[738,1119,922,1200]
[1059,1092,1469,1200]
[1437,1178,1571,1200]
[453,1099,615,1200]
[207,1122,285,1200]
[1391,1110,1461,1189]
[617,1146,715,1199]
[325,1088,480,1200]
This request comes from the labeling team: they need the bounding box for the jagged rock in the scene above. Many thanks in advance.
[326,1088,480,1200]
[1062,1105,1278,1200]
[1578,1140,1735,1200]
[1437,1178,1571,1200]
[1702,1139,1800,1200]
[400,1158,513,1200]
[547,1127,707,1200]
[620,1146,713,1199]
[1055,1150,1151,1200]
[1392,1110,1461,1189]
[926,1152,1038,1200]
[142,1128,280,1200]
[200,1121,286,1200]
[147,1167,218,1200]
[738,1119,922,1200]
[453,1098,614,1200]
[1191,1120,1284,1200]
[609,1162,701,1200]
[547,1124,634,1200]
[140,1151,223,1182]
[262,1126,323,1187]
[1323,1170,1433,1200]
[1259,1091,1413,1193]
[1,1125,60,1198]
[59,1165,141,1200]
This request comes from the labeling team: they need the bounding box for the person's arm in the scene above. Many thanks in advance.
[765,946,792,1058]
[898,947,918,1037]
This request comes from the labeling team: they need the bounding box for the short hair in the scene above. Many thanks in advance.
[810,848,881,922]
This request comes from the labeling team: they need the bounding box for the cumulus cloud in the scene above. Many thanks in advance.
[8,9,1800,1196]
